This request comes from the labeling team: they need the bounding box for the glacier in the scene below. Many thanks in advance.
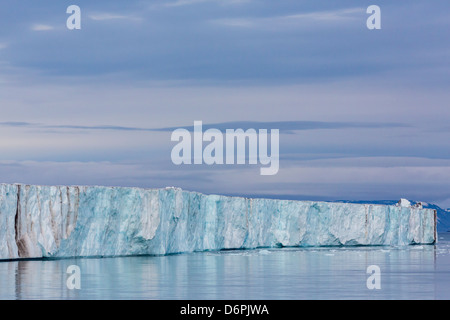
[0,184,437,260]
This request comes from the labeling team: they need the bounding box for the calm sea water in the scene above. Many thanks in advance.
[1,233,449,300]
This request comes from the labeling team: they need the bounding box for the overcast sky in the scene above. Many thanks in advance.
[0,0,449,207]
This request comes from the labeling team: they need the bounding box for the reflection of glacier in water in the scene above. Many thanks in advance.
[1,233,449,300]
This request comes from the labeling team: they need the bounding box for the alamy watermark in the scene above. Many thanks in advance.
[366,265,381,290]
[171,121,279,175]
[66,265,81,290]
[66,5,81,30]
[64,4,381,31]
[366,5,381,30]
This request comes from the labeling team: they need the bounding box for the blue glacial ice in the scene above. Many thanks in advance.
[0,184,437,260]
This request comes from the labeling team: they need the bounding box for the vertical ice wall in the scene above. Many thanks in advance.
[0,184,437,260]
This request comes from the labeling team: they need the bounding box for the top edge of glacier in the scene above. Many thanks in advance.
[0,182,434,211]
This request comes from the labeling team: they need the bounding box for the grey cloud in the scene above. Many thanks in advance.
[211,7,364,29]
[154,120,409,133]
[0,120,409,134]
[0,121,34,127]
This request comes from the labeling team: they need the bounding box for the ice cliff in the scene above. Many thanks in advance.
[0,184,437,260]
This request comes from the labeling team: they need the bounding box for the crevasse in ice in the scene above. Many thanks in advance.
[0,184,436,260]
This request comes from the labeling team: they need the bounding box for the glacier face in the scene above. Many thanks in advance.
[0,184,437,260]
